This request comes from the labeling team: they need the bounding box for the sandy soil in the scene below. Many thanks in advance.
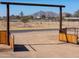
[0,30,79,58]
[0,21,79,30]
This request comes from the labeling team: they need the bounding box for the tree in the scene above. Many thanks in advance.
[63,12,72,17]
[65,13,72,17]
[20,11,24,17]
[21,17,30,27]
[0,16,1,19]
[16,16,21,19]
[41,15,46,19]
[74,10,79,17]
[30,16,33,19]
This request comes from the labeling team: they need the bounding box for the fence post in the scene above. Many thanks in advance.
[59,7,63,32]
[6,4,10,45]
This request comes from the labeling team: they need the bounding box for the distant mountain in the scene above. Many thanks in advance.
[32,11,58,18]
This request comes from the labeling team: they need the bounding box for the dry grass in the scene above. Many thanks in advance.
[0,21,79,30]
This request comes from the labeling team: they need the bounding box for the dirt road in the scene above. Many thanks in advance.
[0,30,79,58]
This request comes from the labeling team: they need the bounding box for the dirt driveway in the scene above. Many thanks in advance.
[0,30,79,58]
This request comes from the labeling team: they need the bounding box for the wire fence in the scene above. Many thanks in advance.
[62,18,79,39]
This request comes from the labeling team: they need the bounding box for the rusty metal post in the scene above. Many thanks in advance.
[59,7,63,32]
[6,4,10,45]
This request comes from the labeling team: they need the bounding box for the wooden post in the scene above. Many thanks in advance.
[6,4,10,45]
[59,7,63,32]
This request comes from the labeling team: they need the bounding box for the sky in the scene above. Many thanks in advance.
[0,0,79,17]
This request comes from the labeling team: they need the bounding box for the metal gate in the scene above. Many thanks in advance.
[0,31,8,44]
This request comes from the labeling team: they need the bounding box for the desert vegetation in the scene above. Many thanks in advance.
[0,9,79,30]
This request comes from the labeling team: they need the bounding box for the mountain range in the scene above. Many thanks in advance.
[32,11,58,18]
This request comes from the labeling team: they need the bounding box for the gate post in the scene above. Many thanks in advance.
[6,4,10,45]
[59,7,63,32]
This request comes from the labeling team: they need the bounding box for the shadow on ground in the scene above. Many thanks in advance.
[14,44,29,52]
